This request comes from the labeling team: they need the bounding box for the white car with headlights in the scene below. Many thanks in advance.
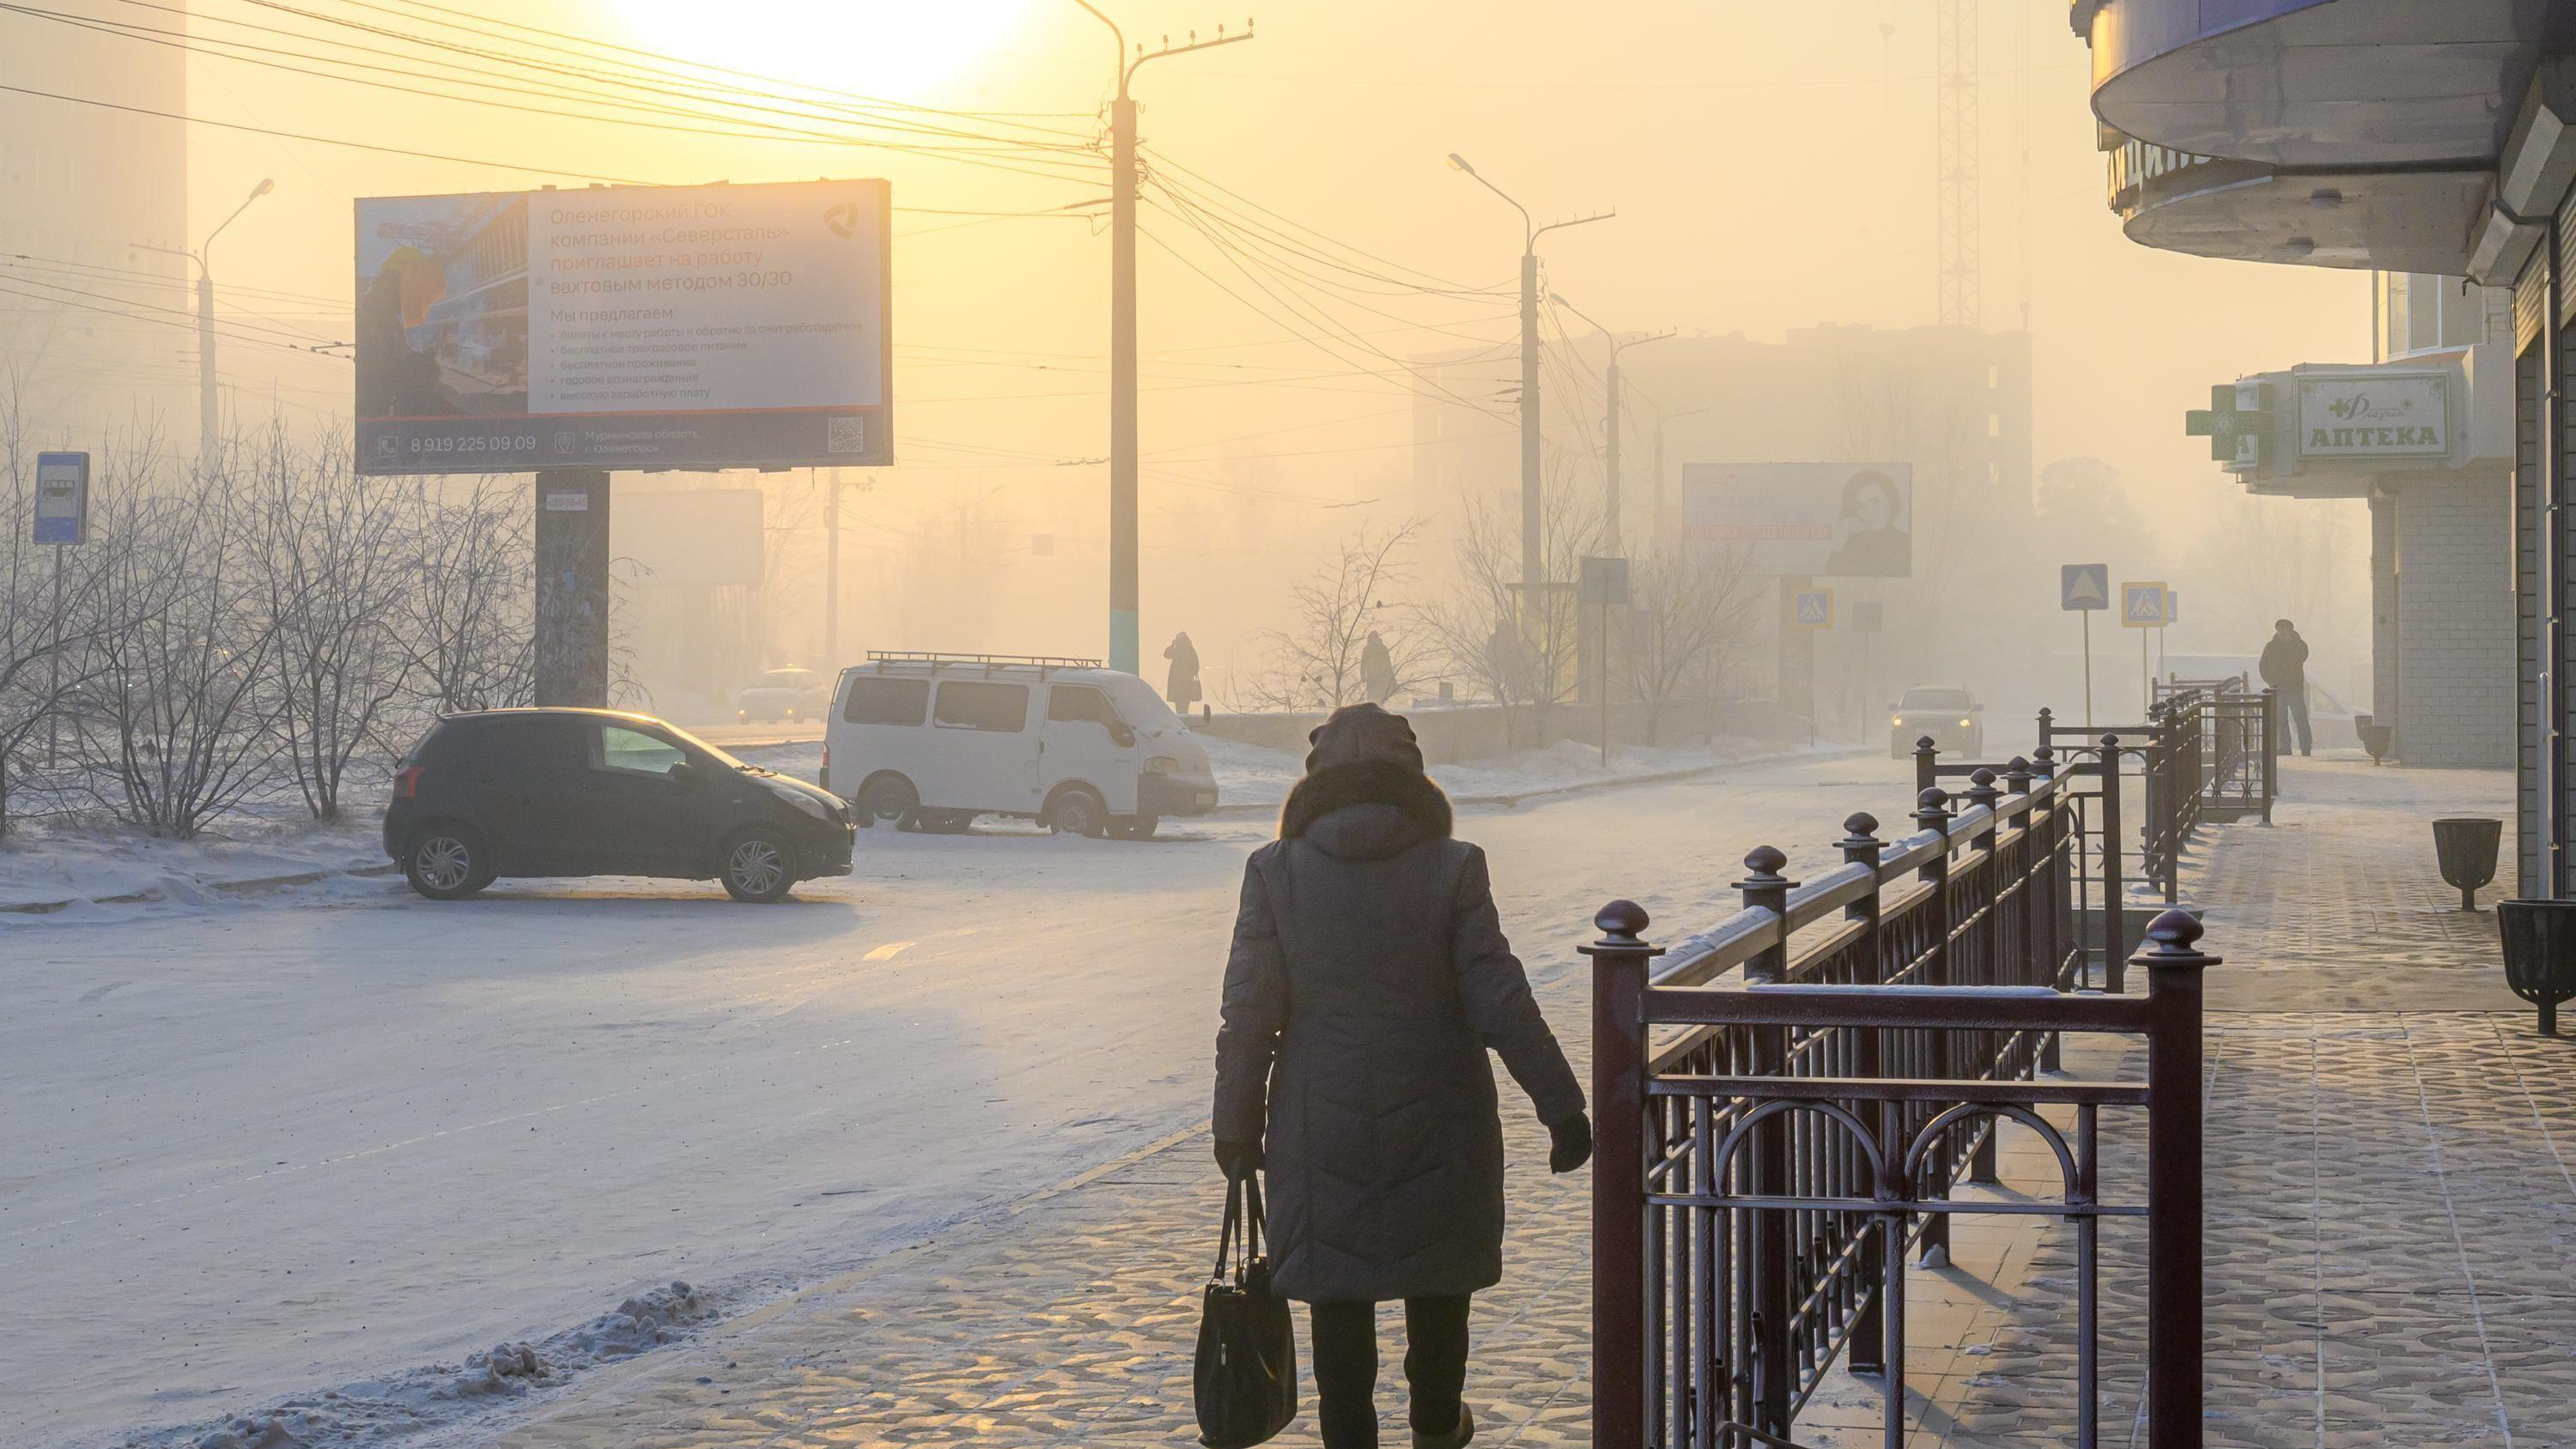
[1888,683,1985,759]
[735,667,829,724]
[820,652,1218,840]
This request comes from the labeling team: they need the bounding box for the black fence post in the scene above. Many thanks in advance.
[1734,846,1798,1438]
[1835,811,1889,1375]
[1911,787,1956,1264]
[2099,735,2127,994]
[2259,688,2279,822]
[2133,910,2215,1449]
[1963,768,2005,1184]
[1913,734,1939,800]
[1583,900,1660,1449]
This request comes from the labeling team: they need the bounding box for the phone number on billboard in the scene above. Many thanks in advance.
[408,435,539,454]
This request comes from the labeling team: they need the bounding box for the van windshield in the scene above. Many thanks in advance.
[1103,675,1183,735]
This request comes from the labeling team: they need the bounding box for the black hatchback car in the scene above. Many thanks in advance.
[384,709,855,902]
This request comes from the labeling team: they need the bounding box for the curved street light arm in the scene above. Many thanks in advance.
[1072,0,1127,94]
[1532,209,1614,247]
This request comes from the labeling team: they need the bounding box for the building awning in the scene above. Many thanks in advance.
[2122,164,2491,275]
[2084,0,2556,168]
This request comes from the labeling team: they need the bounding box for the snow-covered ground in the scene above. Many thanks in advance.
[3,747,1906,1449]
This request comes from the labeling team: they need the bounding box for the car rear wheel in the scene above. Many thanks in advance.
[1046,786,1109,839]
[856,773,920,831]
[720,828,797,903]
[1106,815,1158,840]
[404,826,488,901]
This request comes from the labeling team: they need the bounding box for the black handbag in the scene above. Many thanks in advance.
[1194,1172,1297,1448]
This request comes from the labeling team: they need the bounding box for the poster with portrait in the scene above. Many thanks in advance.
[1678,463,1913,578]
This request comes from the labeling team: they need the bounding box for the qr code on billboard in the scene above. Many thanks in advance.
[828,415,866,455]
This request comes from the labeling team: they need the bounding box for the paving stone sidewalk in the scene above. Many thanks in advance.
[498,754,2576,1448]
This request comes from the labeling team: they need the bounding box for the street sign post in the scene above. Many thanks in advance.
[33,452,88,766]
[1581,555,1631,764]
[2063,563,2107,727]
[2123,580,2170,715]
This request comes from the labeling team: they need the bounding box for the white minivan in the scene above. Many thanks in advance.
[821,652,1219,840]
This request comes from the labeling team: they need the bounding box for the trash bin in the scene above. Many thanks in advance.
[2431,817,2502,912]
[2495,900,2576,1036]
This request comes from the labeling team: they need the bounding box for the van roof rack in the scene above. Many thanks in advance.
[862,651,1105,670]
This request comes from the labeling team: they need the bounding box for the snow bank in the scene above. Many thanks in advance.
[0,809,387,914]
[119,1282,715,1449]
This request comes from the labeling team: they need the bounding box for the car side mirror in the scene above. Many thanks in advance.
[1972,703,1984,712]
[668,761,700,787]
[1886,701,1898,711]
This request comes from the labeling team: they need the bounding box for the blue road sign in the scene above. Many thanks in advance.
[2062,563,2109,611]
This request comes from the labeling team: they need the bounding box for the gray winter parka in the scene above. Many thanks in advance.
[1212,761,1585,1303]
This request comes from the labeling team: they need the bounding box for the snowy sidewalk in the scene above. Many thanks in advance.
[477,755,2576,1449]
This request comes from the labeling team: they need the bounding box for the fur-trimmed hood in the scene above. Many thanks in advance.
[1279,761,1452,854]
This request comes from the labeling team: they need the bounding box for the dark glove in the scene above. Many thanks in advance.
[1214,1137,1264,1179]
[1547,1113,1594,1174]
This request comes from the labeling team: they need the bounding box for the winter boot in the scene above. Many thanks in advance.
[1413,1404,1473,1449]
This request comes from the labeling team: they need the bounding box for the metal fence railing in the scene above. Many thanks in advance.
[1586,718,2227,1449]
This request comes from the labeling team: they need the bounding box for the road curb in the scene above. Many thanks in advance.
[1201,743,1868,820]
[0,862,398,916]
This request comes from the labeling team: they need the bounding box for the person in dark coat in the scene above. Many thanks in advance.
[1361,630,1396,704]
[1165,631,1202,712]
[1212,703,1589,1449]
[2258,618,2312,756]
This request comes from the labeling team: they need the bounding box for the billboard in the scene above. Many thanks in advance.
[618,488,766,586]
[355,179,890,475]
[1679,463,1912,578]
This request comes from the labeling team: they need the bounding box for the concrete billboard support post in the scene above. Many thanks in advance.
[534,470,611,708]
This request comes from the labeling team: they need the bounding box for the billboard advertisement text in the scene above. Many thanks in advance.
[355,179,890,475]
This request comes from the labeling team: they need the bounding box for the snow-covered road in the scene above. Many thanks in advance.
[4,752,1916,1447]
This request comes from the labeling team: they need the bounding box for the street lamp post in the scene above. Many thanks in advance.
[1446,154,1609,589]
[1548,293,1672,555]
[1649,403,1711,541]
[143,178,274,468]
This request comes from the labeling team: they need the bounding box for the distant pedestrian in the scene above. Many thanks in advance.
[1213,703,1590,1449]
[2259,618,2312,756]
[1360,630,1396,704]
[1164,631,1201,712]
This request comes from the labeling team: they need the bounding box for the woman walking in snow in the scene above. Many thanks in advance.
[1212,703,1591,1449]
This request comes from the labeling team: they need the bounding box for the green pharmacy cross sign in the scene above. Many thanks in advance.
[2184,381,2269,468]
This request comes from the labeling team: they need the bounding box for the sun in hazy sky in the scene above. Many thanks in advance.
[619,0,1038,98]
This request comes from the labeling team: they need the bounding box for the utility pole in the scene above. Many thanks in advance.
[1550,293,1671,555]
[1650,403,1710,540]
[1447,154,1610,588]
[1076,4,1255,675]
[143,179,272,469]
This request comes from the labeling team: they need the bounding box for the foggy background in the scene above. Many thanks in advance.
[3,0,2370,726]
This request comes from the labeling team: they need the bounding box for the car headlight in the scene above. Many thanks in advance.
[1959,718,1971,728]
[769,785,834,821]
[1145,755,1180,774]
[1890,715,1902,727]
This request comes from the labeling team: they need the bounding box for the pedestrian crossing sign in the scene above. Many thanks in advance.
[1794,590,1832,627]
[2122,580,2169,628]
[2061,563,2109,612]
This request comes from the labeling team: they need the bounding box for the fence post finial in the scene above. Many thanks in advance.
[1735,847,1799,985]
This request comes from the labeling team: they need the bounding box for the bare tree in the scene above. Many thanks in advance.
[1625,541,1764,746]
[247,425,410,821]
[1238,520,1429,711]
[77,451,285,840]
[1422,480,1604,743]
[0,373,120,835]
[394,477,532,715]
